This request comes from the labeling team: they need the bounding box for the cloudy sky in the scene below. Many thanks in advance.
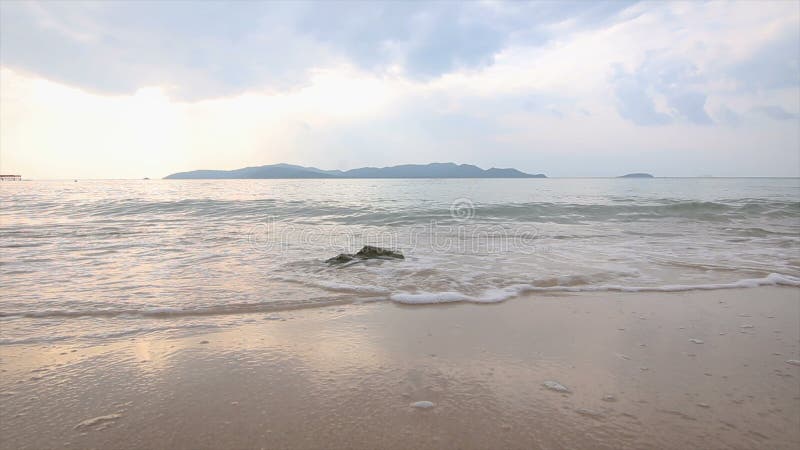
[1,1,798,178]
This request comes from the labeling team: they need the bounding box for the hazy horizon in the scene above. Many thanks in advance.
[1,1,798,179]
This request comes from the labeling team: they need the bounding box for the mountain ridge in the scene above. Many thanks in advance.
[164,163,546,179]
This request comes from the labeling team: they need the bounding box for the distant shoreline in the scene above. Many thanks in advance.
[163,163,547,179]
[12,176,800,181]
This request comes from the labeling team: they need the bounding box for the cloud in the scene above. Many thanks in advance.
[714,105,742,127]
[611,57,715,126]
[297,2,508,77]
[1,1,798,177]
[611,65,672,126]
[754,105,799,121]
[0,2,331,99]
[727,22,800,92]
[0,1,634,99]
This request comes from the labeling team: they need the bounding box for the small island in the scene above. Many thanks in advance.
[618,173,654,178]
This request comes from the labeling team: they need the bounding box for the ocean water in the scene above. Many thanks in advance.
[1,178,798,344]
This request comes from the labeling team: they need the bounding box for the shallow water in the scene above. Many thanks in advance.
[1,178,798,344]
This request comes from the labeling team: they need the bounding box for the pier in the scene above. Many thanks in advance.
[0,175,22,181]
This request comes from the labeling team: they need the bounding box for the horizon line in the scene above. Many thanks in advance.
[13,176,800,181]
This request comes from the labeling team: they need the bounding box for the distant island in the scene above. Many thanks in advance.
[164,163,547,179]
[618,173,654,178]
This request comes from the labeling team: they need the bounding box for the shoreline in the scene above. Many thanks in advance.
[2,273,797,321]
[1,287,799,449]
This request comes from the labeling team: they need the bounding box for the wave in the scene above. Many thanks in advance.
[389,273,800,304]
[3,274,796,321]
[3,197,797,226]
[269,275,391,294]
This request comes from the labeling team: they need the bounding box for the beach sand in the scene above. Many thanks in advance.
[1,286,798,449]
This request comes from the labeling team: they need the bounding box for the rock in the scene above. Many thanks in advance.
[325,254,356,264]
[543,381,571,393]
[326,246,404,264]
[355,245,404,259]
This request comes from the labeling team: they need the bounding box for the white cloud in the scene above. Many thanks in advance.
[0,1,797,178]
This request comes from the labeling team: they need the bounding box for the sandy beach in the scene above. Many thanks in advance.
[3,0,799,448]
[1,286,798,450]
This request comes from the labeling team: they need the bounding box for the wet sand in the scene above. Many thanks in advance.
[1,287,798,449]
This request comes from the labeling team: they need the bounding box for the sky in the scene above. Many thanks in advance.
[0,1,798,179]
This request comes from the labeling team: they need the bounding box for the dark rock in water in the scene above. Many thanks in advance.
[355,245,404,259]
[326,246,404,264]
[325,254,356,264]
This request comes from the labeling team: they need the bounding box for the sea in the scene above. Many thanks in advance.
[1,178,798,345]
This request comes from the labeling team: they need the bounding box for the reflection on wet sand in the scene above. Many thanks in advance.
[1,287,799,449]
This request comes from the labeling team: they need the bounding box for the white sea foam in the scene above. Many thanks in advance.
[2,274,797,321]
[391,285,530,304]
[391,291,472,304]
[389,273,800,305]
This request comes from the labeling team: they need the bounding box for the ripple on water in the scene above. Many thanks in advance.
[74,413,122,431]
[410,401,435,409]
